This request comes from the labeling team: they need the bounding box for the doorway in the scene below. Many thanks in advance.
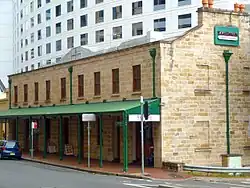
[24,119,29,152]
[135,122,154,166]
[112,116,120,162]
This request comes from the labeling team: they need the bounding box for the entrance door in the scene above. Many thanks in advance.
[63,118,69,145]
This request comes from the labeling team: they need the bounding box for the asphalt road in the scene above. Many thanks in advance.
[0,160,250,188]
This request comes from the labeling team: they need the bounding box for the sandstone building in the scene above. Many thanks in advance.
[0,5,249,170]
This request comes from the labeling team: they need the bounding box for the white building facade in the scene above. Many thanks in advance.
[0,0,13,87]
[12,0,250,73]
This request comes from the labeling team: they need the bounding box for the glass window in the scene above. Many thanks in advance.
[67,0,74,12]
[56,40,62,51]
[31,33,34,43]
[37,13,41,24]
[67,36,74,49]
[38,45,42,56]
[56,22,61,34]
[96,0,103,4]
[113,26,122,39]
[80,0,87,8]
[80,33,88,45]
[67,18,74,30]
[37,0,41,8]
[46,26,51,37]
[30,17,34,27]
[96,30,104,43]
[132,1,142,15]
[113,5,122,20]
[37,29,42,40]
[56,5,61,17]
[178,0,191,6]
[178,13,192,29]
[132,22,143,36]
[46,9,51,21]
[154,0,165,11]
[95,10,104,23]
[46,43,51,54]
[80,14,87,27]
[154,18,166,31]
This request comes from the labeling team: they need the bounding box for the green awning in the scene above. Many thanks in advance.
[0,98,160,118]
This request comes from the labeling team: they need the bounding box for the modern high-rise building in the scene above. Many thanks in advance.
[0,0,13,87]
[8,0,250,74]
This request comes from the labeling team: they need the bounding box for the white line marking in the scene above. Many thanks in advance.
[241,181,250,184]
[213,182,250,188]
[164,182,173,185]
[123,183,152,188]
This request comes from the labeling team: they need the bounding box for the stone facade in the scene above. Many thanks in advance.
[5,7,250,167]
[160,8,250,166]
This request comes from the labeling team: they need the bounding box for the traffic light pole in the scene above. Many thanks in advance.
[140,96,144,175]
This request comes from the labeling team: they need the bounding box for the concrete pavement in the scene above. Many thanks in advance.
[0,160,250,188]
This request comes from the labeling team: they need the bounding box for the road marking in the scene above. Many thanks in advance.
[123,183,152,188]
[213,182,250,188]
[241,181,250,184]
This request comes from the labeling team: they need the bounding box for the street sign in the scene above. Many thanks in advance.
[82,114,96,122]
[128,114,160,122]
[32,122,38,129]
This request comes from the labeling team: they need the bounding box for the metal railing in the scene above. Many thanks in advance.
[184,164,250,173]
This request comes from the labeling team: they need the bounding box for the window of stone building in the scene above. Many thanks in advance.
[46,80,51,101]
[154,0,165,11]
[56,5,61,17]
[178,13,191,29]
[46,43,51,54]
[30,17,34,27]
[96,0,103,4]
[30,1,34,12]
[67,0,74,13]
[94,72,101,96]
[34,82,39,102]
[37,29,42,40]
[14,86,18,104]
[132,1,142,15]
[112,68,119,94]
[95,10,104,24]
[46,0,50,3]
[78,74,84,97]
[38,45,42,56]
[31,33,34,43]
[46,26,51,37]
[23,84,28,103]
[133,65,141,92]
[113,5,122,20]
[61,77,66,99]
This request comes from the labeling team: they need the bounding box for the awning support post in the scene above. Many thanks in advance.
[99,114,103,168]
[123,111,128,172]
[16,117,18,141]
[59,115,63,161]
[77,114,82,164]
[29,117,32,156]
[4,118,7,140]
[43,116,47,159]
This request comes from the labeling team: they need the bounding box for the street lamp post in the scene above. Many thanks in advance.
[223,50,233,155]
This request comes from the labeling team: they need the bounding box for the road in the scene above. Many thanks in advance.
[0,160,250,188]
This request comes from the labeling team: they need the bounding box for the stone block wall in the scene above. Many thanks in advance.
[160,8,250,166]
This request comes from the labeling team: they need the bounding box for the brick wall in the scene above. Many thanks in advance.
[160,8,250,166]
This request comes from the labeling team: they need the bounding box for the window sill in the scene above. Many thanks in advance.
[93,95,101,99]
[45,99,51,104]
[111,94,120,97]
[131,91,141,96]
[60,98,66,102]
[23,102,28,106]
[77,97,85,101]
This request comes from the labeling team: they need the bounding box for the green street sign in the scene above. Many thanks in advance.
[214,26,239,47]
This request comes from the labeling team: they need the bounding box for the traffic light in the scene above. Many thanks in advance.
[143,101,149,120]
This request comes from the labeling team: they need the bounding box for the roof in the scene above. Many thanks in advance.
[0,98,160,118]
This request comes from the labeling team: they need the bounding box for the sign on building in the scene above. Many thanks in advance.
[214,26,239,46]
